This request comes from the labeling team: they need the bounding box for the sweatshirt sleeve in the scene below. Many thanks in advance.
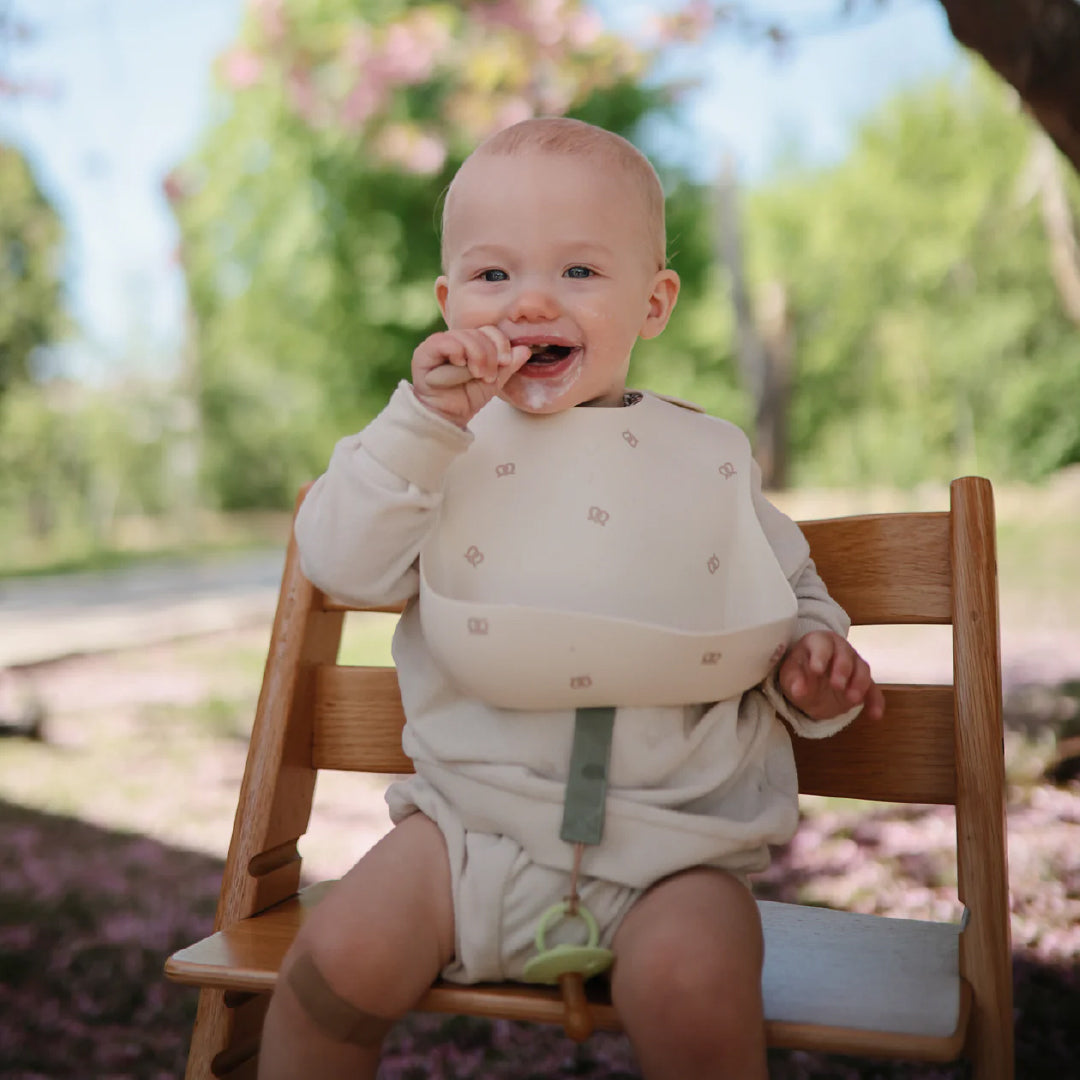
[294,381,473,607]
[752,459,862,739]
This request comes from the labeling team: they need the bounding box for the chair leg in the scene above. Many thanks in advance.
[184,988,270,1079]
[183,989,232,1079]
[966,1009,1015,1080]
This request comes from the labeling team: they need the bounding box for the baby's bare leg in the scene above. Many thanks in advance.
[610,867,768,1080]
[258,813,455,1080]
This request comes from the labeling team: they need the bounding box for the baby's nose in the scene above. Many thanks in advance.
[508,284,559,321]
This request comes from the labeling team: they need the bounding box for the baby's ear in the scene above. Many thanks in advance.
[435,276,450,323]
[639,269,680,340]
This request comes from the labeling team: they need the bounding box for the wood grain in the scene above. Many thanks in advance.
[951,477,1014,1078]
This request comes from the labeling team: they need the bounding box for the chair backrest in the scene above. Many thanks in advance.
[211,475,1011,1072]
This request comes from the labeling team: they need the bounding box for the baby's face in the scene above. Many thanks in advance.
[437,150,678,412]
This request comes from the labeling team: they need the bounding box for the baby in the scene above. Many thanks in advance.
[259,117,884,1080]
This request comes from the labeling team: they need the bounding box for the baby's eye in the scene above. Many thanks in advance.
[565,266,593,279]
[480,268,508,282]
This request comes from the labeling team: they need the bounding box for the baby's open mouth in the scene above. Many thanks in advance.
[525,343,576,365]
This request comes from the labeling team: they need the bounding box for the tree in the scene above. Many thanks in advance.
[937,0,1080,176]
[746,69,1080,486]
[173,0,722,508]
[0,145,67,405]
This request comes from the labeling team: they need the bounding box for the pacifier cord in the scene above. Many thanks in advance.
[564,841,586,916]
[522,707,617,1042]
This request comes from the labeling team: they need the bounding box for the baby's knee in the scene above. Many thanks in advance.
[279,946,395,1048]
[611,871,764,1029]
[282,904,412,1024]
[616,928,757,1023]
[614,930,766,1069]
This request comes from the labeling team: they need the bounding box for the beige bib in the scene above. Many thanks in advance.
[419,393,796,709]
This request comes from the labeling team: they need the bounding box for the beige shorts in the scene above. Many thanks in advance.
[387,775,643,984]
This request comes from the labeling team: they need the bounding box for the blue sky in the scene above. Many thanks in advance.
[0,0,962,380]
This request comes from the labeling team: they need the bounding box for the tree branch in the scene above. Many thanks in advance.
[937,0,1080,174]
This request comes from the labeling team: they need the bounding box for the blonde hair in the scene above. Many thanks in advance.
[441,117,667,271]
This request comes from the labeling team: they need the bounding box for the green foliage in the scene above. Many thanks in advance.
[176,7,1080,506]
[0,379,184,570]
[0,144,68,401]
[175,0,720,508]
[747,69,1080,486]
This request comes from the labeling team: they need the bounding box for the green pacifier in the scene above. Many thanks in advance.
[522,900,614,985]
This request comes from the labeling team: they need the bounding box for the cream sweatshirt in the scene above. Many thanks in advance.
[296,383,859,888]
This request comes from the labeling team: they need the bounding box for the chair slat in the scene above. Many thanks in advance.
[318,514,953,625]
[312,665,412,773]
[792,684,956,804]
[801,512,952,625]
[313,666,955,803]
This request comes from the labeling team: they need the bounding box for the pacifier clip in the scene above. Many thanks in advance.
[522,706,616,1041]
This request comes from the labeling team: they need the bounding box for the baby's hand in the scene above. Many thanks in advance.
[411,326,531,427]
[778,630,885,722]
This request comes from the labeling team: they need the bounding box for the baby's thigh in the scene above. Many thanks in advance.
[291,813,455,1014]
[611,867,763,1001]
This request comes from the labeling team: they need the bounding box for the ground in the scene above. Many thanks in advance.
[1,477,1079,1077]
[1,619,1077,1079]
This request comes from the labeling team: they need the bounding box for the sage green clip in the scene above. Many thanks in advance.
[559,706,616,846]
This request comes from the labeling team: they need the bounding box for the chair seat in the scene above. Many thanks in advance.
[166,882,970,1062]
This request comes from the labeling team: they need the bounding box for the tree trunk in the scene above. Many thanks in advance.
[1029,130,1080,326]
[715,159,792,489]
[937,0,1080,175]
[755,281,793,490]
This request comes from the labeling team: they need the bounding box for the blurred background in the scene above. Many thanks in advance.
[1,1,1078,1077]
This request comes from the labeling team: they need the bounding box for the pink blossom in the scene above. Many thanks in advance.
[654,0,717,44]
[376,22,438,85]
[249,0,286,44]
[402,133,447,176]
[376,125,447,176]
[342,25,373,68]
[531,0,570,47]
[566,9,604,49]
[286,66,322,127]
[340,79,384,132]
[468,0,532,35]
[220,47,263,91]
[491,96,534,134]
[374,14,448,86]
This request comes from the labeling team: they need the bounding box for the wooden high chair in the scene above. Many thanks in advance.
[166,475,1013,1079]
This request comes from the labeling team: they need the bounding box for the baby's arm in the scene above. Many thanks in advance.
[751,463,883,736]
[296,327,528,605]
[295,383,473,607]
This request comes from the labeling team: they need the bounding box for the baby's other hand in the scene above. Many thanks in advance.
[411,326,530,427]
[778,630,885,722]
